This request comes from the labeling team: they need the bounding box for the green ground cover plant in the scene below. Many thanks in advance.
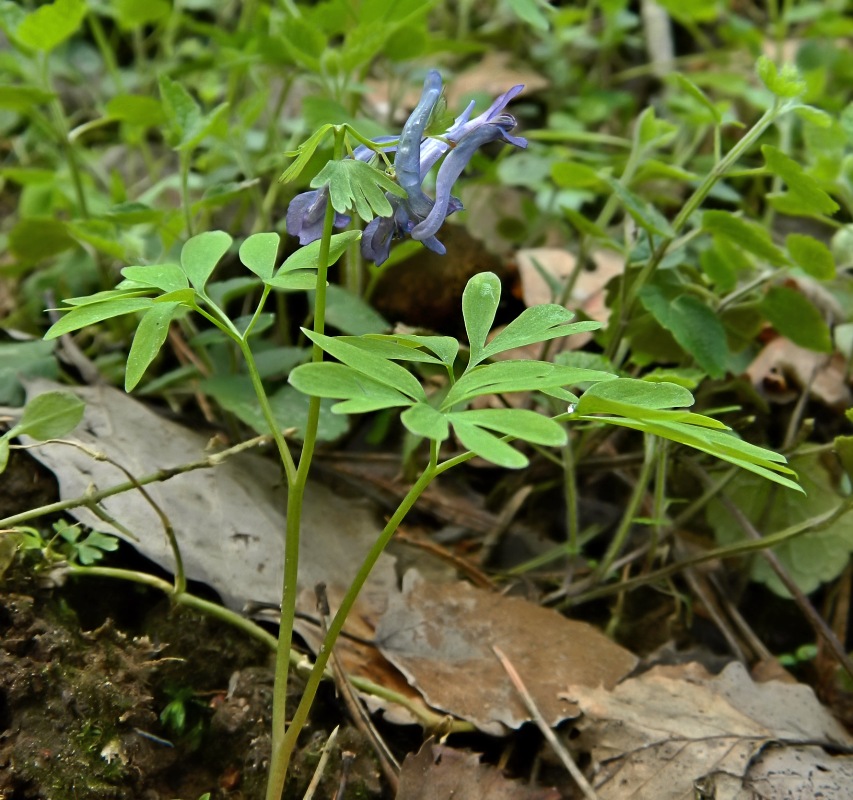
[2,1,853,798]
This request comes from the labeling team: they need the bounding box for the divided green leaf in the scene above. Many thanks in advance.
[606,177,675,237]
[125,302,185,391]
[310,159,406,222]
[760,285,832,352]
[17,391,85,440]
[702,211,788,266]
[288,362,412,413]
[756,56,806,98]
[786,234,835,280]
[639,286,729,378]
[44,297,156,339]
[15,0,85,52]
[121,264,188,294]
[762,145,839,217]
[280,125,334,184]
[302,330,426,401]
[481,305,601,362]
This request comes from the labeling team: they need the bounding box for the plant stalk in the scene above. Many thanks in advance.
[265,127,346,800]
[268,449,439,791]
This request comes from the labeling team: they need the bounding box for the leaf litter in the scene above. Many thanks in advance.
[396,738,560,800]
[375,570,638,734]
[568,660,853,799]
[10,380,853,797]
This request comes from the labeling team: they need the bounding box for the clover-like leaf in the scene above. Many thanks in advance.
[180,231,232,292]
[463,272,501,366]
[239,232,280,280]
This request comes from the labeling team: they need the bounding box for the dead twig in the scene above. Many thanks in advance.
[492,645,600,800]
[315,583,400,795]
[714,487,853,681]
[302,725,339,800]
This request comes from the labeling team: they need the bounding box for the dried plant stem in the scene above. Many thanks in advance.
[714,487,853,680]
[315,584,400,794]
[493,646,600,800]
[302,726,339,800]
[0,433,272,531]
[566,494,853,606]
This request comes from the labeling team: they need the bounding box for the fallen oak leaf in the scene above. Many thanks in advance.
[566,661,853,800]
[396,737,561,800]
[376,570,637,734]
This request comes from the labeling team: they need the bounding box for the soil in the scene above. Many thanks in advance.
[0,561,384,800]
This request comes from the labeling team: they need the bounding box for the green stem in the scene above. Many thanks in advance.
[561,433,580,558]
[648,438,668,570]
[87,12,124,92]
[265,127,346,800]
[1,435,271,530]
[68,565,279,650]
[268,449,439,794]
[236,338,296,485]
[39,53,89,219]
[594,434,658,581]
[242,286,273,340]
[180,149,194,236]
[569,494,853,606]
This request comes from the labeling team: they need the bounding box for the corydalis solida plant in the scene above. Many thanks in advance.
[285,69,527,264]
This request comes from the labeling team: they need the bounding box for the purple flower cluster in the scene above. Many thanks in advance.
[285,70,527,265]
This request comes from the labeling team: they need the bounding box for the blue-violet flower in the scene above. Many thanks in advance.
[285,71,527,265]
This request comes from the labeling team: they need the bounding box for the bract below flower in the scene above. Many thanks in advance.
[285,186,350,246]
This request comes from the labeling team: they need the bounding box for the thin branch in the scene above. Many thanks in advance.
[493,645,600,800]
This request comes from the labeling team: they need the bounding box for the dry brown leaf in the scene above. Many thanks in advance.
[18,381,396,629]
[745,337,851,409]
[516,247,623,321]
[18,382,435,724]
[396,738,561,800]
[375,571,638,734]
[446,52,548,108]
[568,661,853,800]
